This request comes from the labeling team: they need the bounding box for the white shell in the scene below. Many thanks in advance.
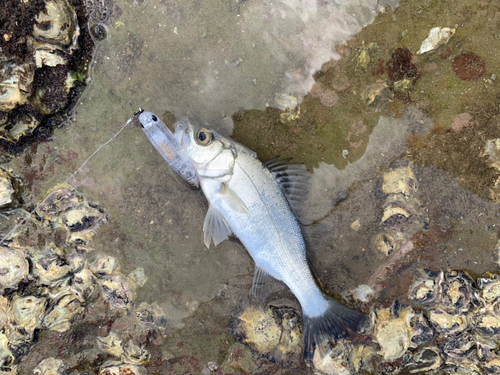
[417,27,455,55]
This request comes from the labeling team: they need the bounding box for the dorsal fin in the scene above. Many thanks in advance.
[264,157,310,219]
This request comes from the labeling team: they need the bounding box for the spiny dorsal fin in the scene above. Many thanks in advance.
[264,157,310,219]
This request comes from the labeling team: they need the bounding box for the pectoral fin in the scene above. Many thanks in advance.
[220,183,249,215]
[203,205,233,248]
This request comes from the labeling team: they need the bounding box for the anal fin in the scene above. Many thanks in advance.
[251,265,282,298]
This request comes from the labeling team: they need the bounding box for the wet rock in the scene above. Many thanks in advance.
[220,343,255,375]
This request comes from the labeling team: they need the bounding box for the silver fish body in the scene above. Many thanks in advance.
[159,115,364,359]
[138,111,199,187]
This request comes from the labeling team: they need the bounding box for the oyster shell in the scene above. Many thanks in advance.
[71,268,98,302]
[0,332,14,370]
[0,169,22,210]
[123,340,150,365]
[440,271,475,313]
[477,275,500,304]
[373,301,415,361]
[10,295,47,337]
[0,246,29,292]
[381,164,417,197]
[32,245,71,285]
[42,293,83,332]
[470,301,500,338]
[238,306,282,354]
[97,331,124,357]
[36,185,108,244]
[33,357,65,375]
[0,61,34,112]
[404,346,442,374]
[134,302,167,331]
[408,270,444,305]
[33,0,79,49]
[441,332,476,365]
[91,255,119,276]
[312,341,351,375]
[428,309,468,336]
[100,273,137,311]
[99,364,145,375]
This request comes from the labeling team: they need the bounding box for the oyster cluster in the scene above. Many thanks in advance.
[0,185,164,374]
[0,0,97,149]
[313,270,500,374]
[374,162,428,257]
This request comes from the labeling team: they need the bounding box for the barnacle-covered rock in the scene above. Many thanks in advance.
[100,273,137,311]
[33,357,65,375]
[10,295,47,337]
[408,270,444,305]
[42,293,83,332]
[372,301,415,361]
[238,306,282,354]
[134,302,167,331]
[428,309,468,336]
[0,246,29,292]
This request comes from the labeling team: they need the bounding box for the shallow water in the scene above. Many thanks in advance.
[3,0,500,373]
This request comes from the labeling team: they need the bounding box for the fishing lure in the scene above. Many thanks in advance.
[136,110,199,187]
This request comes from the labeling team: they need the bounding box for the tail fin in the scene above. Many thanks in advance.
[302,298,365,361]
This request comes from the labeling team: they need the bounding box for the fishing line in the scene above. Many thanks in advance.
[0,116,134,246]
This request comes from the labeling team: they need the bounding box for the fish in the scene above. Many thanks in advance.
[140,111,365,360]
[136,110,199,187]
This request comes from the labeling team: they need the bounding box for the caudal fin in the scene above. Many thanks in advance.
[302,298,365,361]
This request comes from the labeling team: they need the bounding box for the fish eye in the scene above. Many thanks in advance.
[151,115,158,122]
[196,128,212,145]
